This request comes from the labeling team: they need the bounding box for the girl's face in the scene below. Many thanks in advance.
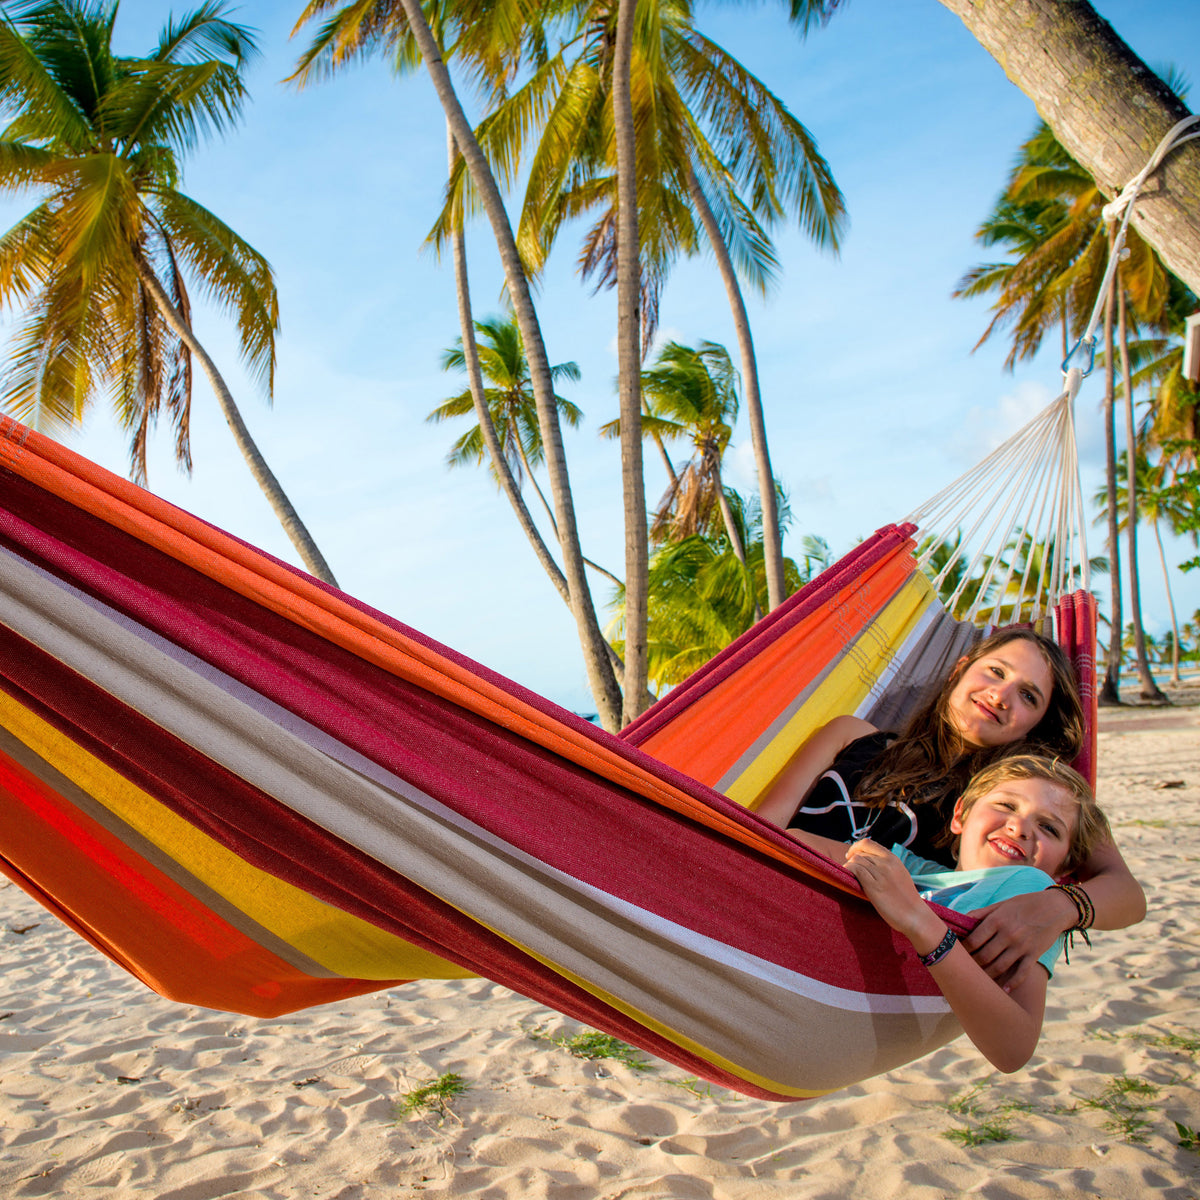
[946,638,1053,750]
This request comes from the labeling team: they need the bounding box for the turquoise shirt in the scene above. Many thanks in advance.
[893,846,1065,977]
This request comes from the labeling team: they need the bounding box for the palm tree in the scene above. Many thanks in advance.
[430,0,845,613]
[954,119,1175,702]
[612,0,648,724]
[441,125,573,608]
[608,490,803,692]
[429,311,591,534]
[604,341,741,539]
[1115,285,1166,701]
[292,0,624,728]
[0,0,336,584]
[1096,449,1191,686]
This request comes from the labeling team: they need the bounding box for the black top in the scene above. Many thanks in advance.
[786,730,957,868]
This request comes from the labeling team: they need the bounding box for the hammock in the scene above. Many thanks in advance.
[0,405,1095,1103]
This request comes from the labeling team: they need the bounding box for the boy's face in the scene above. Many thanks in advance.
[950,777,1077,877]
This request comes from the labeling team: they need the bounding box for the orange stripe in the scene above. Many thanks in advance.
[0,420,833,878]
[638,549,916,785]
[0,746,400,1016]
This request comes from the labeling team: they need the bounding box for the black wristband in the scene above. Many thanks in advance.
[918,928,957,968]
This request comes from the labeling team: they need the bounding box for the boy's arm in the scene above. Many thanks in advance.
[844,840,1048,1073]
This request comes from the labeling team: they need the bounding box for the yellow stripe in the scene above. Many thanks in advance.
[730,575,939,807]
[0,693,472,982]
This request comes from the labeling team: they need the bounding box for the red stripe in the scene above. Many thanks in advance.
[0,746,395,1014]
[0,468,938,994]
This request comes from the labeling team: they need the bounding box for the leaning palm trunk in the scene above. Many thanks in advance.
[713,470,762,624]
[1151,517,1182,684]
[396,0,622,730]
[613,0,649,726]
[937,0,1200,296]
[1099,274,1123,704]
[1117,287,1166,701]
[685,162,786,611]
[134,261,338,588]
[446,126,570,607]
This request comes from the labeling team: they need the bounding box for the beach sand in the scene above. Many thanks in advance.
[2,695,1199,1199]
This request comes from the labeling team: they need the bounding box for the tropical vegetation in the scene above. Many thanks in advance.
[0,0,336,583]
[608,488,807,693]
[954,116,1197,702]
[1,0,1195,722]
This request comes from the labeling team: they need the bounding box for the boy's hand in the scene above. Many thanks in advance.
[844,840,944,950]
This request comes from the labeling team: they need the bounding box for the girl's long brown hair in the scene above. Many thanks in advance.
[854,629,1085,844]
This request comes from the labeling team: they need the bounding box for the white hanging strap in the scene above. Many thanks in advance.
[907,389,1089,626]
[1062,113,1200,379]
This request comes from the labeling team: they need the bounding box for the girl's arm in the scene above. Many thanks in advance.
[754,714,877,828]
[781,827,852,864]
[963,836,1146,988]
[845,840,1048,1073]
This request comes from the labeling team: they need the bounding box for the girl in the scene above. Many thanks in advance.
[756,629,1144,985]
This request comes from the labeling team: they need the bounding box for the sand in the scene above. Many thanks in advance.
[2,695,1199,1199]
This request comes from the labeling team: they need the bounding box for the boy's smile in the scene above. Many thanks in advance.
[951,776,1077,877]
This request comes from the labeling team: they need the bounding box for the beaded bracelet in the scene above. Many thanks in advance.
[1050,881,1095,931]
[918,928,957,968]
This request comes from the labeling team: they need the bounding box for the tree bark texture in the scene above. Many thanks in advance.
[398,0,622,729]
[446,126,570,606]
[136,262,339,588]
[685,162,787,611]
[614,0,650,726]
[938,0,1200,296]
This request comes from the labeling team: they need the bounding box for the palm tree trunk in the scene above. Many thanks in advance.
[134,261,338,587]
[650,419,678,486]
[684,161,786,611]
[1099,267,1123,705]
[1152,517,1182,685]
[614,0,649,726]
[1117,286,1166,701]
[396,0,622,730]
[446,126,570,606]
[937,0,1200,296]
[714,468,762,623]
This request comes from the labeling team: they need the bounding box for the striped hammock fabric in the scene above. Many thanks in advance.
[0,415,1095,1101]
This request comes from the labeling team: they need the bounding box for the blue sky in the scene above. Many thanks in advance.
[23,0,1200,712]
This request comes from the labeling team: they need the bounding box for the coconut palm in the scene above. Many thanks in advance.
[0,0,336,584]
[293,0,625,728]
[603,341,740,539]
[955,119,1175,702]
[430,0,845,613]
[1095,449,1193,685]
[430,312,584,527]
[607,490,803,692]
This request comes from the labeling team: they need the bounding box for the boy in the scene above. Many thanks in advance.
[787,755,1110,1073]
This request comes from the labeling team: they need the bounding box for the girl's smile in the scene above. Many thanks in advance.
[947,639,1053,749]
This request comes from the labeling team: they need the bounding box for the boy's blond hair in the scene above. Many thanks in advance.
[957,755,1109,874]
